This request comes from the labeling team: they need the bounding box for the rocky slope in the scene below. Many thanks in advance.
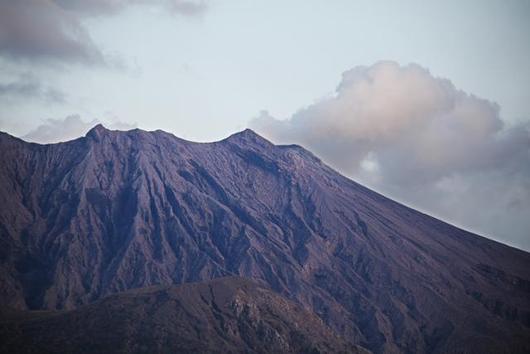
[0,276,363,354]
[0,125,529,353]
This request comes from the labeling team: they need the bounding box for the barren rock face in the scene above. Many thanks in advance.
[0,277,364,354]
[0,125,529,353]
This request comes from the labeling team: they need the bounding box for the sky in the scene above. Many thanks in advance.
[0,0,529,250]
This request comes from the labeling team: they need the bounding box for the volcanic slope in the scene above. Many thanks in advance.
[0,125,529,353]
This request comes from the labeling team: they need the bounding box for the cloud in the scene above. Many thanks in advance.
[0,0,207,65]
[0,73,66,103]
[22,114,137,143]
[0,0,104,64]
[51,0,131,16]
[52,0,208,17]
[250,61,530,250]
[166,0,207,16]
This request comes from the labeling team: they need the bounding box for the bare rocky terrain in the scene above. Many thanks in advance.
[0,276,363,354]
[0,125,529,353]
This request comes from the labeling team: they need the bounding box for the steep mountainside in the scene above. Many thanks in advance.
[0,125,529,353]
[0,276,363,354]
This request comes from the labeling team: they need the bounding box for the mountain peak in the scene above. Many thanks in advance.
[86,124,109,140]
[223,128,271,146]
[239,128,259,136]
[228,128,259,138]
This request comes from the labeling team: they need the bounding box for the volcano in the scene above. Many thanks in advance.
[0,125,529,353]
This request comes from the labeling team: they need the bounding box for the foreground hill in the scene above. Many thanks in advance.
[0,125,529,353]
[0,277,363,354]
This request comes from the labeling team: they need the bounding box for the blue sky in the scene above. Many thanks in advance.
[0,0,529,249]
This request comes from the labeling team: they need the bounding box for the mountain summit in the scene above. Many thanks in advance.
[0,126,529,353]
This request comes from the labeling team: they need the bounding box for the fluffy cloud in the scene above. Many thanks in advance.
[23,114,137,143]
[251,61,530,250]
[0,0,207,64]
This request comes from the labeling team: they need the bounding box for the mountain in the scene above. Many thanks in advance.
[0,125,529,353]
[0,276,364,354]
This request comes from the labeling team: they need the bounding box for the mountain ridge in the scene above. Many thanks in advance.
[1,124,524,251]
[0,276,366,354]
[1,125,529,353]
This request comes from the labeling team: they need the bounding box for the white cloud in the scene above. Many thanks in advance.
[250,61,530,250]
